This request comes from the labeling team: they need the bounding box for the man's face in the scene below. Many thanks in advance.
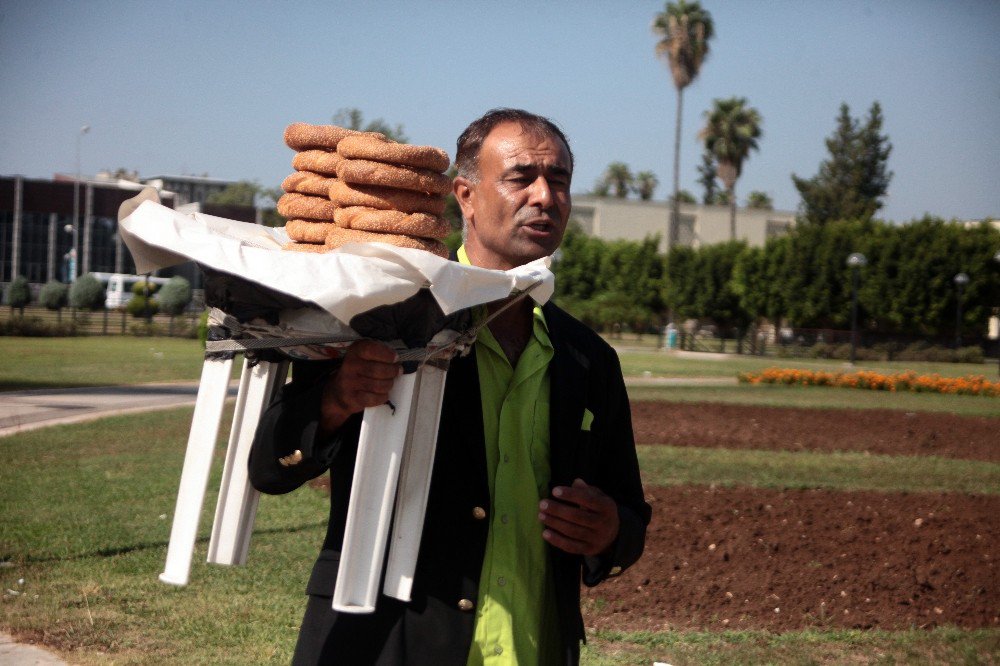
[455,122,572,270]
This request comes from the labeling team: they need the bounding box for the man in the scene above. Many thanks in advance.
[250,108,650,665]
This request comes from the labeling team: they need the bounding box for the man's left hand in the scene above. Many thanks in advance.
[538,478,619,556]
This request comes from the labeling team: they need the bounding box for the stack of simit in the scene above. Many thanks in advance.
[279,123,452,257]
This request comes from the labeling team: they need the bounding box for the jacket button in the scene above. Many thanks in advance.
[472,506,487,520]
[457,598,475,612]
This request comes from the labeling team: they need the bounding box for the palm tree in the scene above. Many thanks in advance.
[746,190,773,210]
[603,162,634,198]
[634,171,660,200]
[699,96,762,240]
[653,0,714,247]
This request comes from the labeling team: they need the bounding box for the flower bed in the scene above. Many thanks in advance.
[737,367,1000,397]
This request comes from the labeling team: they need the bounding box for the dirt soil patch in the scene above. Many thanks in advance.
[584,486,998,632]
[631,401,1000,461]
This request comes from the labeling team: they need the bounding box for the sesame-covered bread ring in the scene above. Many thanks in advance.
[337,158,452,196]
[284,123,384,151]
[277,193,338,221]
[335,206,451,240]
[337,135,450,172]
[325,226,449,258]
[285,219,338,243]
[292,150,342,176]
[328,181,446,216]
[282,171,338,197]
[282,241,331,253]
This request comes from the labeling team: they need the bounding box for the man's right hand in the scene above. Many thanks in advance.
[319,340,401,435]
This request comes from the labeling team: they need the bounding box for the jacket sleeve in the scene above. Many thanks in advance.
[248,359,363,495]
[582,346,651,586]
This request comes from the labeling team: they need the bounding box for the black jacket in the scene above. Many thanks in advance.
[250,301,651,665]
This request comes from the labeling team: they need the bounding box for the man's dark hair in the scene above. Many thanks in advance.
[455,108,574,182]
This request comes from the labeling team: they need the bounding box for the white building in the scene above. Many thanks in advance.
[570,195,796,251]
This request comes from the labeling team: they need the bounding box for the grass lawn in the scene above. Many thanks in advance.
[4,336,997,394]
[2,404,996,664]
[0,337,209,391]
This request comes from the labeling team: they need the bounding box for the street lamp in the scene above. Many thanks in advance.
[954,272,969,348]
[71,124,90,281]
[846,252,867,365]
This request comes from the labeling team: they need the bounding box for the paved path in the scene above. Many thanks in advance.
[0,632,68,665]
[0,376,732,439]
[0,382,237,438]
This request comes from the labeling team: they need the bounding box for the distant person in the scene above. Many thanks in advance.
[250,108,651,665]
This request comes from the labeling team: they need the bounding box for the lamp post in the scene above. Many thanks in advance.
[846,252,867,365]
[954,272,969,348]
[71,124,90,281]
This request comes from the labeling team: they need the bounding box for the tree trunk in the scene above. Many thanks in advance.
[671,88,684,249]
[729,185,737,240]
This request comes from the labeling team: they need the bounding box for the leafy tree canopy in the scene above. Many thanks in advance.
[333,108,408,143]
[746,191,773,210]
[792,102,892,225]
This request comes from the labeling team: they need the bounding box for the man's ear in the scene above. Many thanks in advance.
[453,176,475,225]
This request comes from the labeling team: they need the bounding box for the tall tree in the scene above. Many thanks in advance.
[634,171,660,200]
[699,96,763,240]
[333,107,409,143]
[792,102,892,224]
[696,148,718,204]
[653,0,714,247]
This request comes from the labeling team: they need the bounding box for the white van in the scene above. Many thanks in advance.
[92,272,171,309]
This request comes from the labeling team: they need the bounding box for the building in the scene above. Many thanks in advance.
[1,174,259,291]
[570,195,796,251]
[141,174,237,207]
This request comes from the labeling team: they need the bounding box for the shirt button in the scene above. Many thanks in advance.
[494,646,503,655]
[500,514,509,524]
[457,598,475,612]
[497,576,506,586]
[472,506,487,520]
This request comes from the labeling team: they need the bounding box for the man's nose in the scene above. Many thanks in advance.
[527,175,552,208]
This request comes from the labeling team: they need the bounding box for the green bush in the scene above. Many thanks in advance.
[0,316,79,337]
[197,309,210,348]
[954,345,984,364]
[131,279,160,296]
[39,281,69,310]
[128,321,162,336]
[4,276,31,312]
[69,274,106,310]
[157,277,193,316]
[126,295,159,319]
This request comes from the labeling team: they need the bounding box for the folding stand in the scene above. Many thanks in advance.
[159,355,288,586]
[158,351,449,616]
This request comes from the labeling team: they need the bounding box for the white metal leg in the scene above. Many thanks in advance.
[383,362,449,601]
[332,371,418,613]
[208,359,289,566]
[159,356,234,586]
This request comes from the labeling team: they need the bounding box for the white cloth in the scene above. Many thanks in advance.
[116,190,554,334]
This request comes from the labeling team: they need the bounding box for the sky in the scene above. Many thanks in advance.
[1,0,998,224]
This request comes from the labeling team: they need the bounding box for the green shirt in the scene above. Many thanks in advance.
[459,247,560,665]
